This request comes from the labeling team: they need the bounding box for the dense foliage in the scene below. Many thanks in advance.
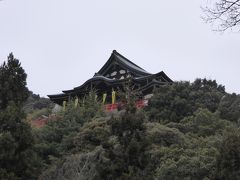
[0,54,41,180]
[146,79,225,123]
[23,91,53,115]
[1,54,240,179]
[0,53,29,109]
[36,79,240,180]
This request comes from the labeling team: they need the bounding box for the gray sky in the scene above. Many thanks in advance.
[0,0,239,97]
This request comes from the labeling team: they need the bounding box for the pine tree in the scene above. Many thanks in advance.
[0,53,41,180]
[0,53,29,109]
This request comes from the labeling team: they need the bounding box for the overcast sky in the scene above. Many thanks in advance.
[0,0,239,97]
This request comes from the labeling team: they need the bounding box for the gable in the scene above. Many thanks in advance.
[103,64,130,80]
[97,50,151,79]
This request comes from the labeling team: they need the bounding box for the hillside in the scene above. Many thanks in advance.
[1,54,240,180]
[35,79,240,180]
[23,91,54,127]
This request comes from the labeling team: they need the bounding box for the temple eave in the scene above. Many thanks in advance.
[48,50,173,105]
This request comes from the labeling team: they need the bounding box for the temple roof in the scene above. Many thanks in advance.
[48,50,173,105]
[61,71,172,94]
[97,50,151,77]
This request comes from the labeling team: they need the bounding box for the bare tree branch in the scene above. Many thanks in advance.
[202,0,240,32]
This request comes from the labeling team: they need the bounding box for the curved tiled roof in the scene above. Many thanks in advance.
[113,51,151,74]
[48,50,173,105]
[97,50,151,76]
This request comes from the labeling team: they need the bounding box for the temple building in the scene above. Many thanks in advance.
[48,50,173,106]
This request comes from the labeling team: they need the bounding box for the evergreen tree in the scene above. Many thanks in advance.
[146,79,225,123]
[98,81,150,179]
[0,53,29,109]
[218,93,240,123]
[35,76,240,179]
[215,129,240,179]
[0,53,40,179]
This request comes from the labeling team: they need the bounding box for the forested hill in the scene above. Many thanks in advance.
[35,79,240,180]
[1,54,240,179]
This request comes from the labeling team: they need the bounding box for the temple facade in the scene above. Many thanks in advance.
[48,50,173,105]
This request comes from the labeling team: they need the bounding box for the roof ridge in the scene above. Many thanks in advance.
[97,50,151,75]
[112,50,146,71]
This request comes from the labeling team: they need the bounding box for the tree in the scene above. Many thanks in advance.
[0,53,40,179]
[0,103,41,180]
[23,91,54,114]
[146,79,225,123]
[202,0,240,31]
[38,81,151,180]
[39,146,107,180]
[218,93,240,123]
[35,91,104,169]
[215,129,240,179]
[0,53,29,109]
[35,75,240,179]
